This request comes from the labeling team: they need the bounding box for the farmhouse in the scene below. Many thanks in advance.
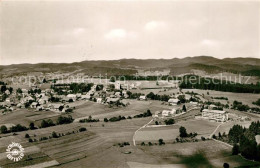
[168,98,179,105]
[202,109,229,122]
[139,95,147,101]
[162,108,180,117]
[67,94,76,101]
[31,102,38,108]
[96,98,102,104]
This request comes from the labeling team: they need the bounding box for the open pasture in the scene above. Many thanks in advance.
[182,89,260,107]
[139,140,259,168]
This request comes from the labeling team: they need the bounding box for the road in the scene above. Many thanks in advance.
[133,118,154,146]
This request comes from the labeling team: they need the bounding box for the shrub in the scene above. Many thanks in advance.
[52,131,59,138]
[0,125,8,134]
[25,134,30,138]
[79,127,87,132]
[158,139,165,145]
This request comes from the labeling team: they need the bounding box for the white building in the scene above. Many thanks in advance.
[168,98,179,105]
[162,108,180,117]
[67,94,76,101]
[202,109,228,122]
[139,95,147,101]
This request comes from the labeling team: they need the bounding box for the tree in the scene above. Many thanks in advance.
[179,126,188,138]
[0,125,8,134]
[182,105,187,112]
[177,95,186,103]
[158,139,165,145]
[164,119,175,125]
[29,122,35,130]
[59,105,64,111]
[232,143,240,155]
[223,163,229,168]
[41,120,49,128]
[17,88,22,94]
[79,127,87,132]
[1,85,7,93]
[25,134,30,138]
[52,131,58,138]
[104,118,108,122]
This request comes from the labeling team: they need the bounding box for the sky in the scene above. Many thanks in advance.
[0,0,259,65]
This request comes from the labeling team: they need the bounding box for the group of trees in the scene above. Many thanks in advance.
[0,85,13,94]
[146,92,170,102]
[1,124,28,134]
[179,126,198,138]
[69,83,94,93]
[232,101,250,112]
[253,98,260,106]
[164,118,175,125]
[133,110,152,118]
[180,76,260,93]
[103,110,152,122]
[41,115,74,128]
[229,122,260,161]
[56,115,74,124]
[104,115,126,122]
[79,116,99,123]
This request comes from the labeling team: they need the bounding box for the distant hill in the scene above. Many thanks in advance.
[0,56,260,77]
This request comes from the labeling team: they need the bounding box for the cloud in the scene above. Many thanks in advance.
[200,39,217,47]
[72,28,85,36]
[105,29,127,39]
[104,29,137,40]
[144,21,166,31]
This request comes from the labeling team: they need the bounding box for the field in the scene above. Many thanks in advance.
[139,140,259,168]
[182,89,260,107]
[0,88,260,167]
[135,118,219,143]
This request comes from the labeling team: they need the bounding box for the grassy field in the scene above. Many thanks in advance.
[135,118,219,143]
[182,89,260,107]
[139,140,259,168]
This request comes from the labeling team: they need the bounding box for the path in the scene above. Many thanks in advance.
[133,118,154,146]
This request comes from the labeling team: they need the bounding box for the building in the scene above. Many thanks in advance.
[202,109,228,122]
[162,108,181,117]
[67,94,76,101]
[168,98,180,105]
[139,95,147,101]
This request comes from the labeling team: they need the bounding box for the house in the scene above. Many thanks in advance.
[5,90,10,95]
[168,98,180,105]
[31,102,38,108]
[96,98,102,104]
[162,108,179,117]
[81,94,91,100]
[49,103,64,111]
[67,94,76,101]
[139,95,147,101]
[115,92,121,97]
[106,97,120,104]
[190,101,198,106]
[202,109,228,122]
[115,81,121,90]
[122,91,129,98]
[154,111,160,118]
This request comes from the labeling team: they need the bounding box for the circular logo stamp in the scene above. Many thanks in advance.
[6,142,25,162]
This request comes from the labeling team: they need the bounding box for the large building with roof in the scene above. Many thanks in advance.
[202,109,229,122]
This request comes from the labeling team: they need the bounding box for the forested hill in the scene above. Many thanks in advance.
[0,56,260,77]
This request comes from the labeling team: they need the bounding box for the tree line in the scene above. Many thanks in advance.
[179,76,260,93]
